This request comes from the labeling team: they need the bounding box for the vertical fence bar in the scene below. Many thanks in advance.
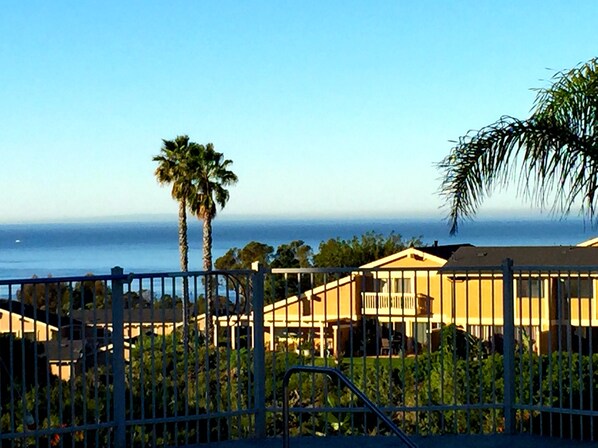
[252,262,266,439]
[502,259,515,434]
[111,267,126,448]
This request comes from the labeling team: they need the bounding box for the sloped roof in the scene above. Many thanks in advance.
[70,308,183,324]
[43,339,85,362]
[415,244,473,262]
[264,274,353,313]
[360,244,473,268]
[0,300,63,329]
[442,246,598,270]
[578,237,598,247]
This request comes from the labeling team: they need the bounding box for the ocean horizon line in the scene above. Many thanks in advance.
[0,218,597,281]
[0,213,591,227]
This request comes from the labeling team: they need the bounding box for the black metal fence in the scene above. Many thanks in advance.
[0,262,596,446]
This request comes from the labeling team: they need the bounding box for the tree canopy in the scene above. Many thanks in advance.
[214,240,314,271]
[214,232,421,304]
[313,231,422,268]
[438,58,598,234]
[215,232,421,271]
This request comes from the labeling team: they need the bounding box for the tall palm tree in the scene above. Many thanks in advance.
[153,135,193,344]
[187,143,237,343]
[438,58,598,235]
[153,135,193,272]
[187,143,238,272]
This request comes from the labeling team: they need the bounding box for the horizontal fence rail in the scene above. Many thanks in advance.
[0,261,597,446]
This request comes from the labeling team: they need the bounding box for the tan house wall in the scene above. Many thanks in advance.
[568,297,598,323]
[93,322,178,339]
[0,311,57,341]
[450,278,506,325]
[369,252,447,323]
[265,275,366,325]
[448,276,560,327]
[414,274,445,319]
[50,363,75,381]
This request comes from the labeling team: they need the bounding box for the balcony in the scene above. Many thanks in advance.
[361,292,432,316]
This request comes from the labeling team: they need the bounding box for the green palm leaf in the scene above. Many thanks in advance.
[438,58,598,234]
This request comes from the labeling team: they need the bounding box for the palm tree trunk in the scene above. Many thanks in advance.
[178,200,189,272]
[203,217,214,344]
[202,217,213,271]
[178,200,189,347]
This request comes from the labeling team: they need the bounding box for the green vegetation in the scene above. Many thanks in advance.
[314,231,422,268]
[18,275,109,314]
[4,329,596,446]
[438,57,598,234]
[214,231,422,304]
[215,231,422,271]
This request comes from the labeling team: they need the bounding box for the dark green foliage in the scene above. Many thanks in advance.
[215,240,314,304]
[215,240,314,271]
[17,277,71,314]
[313,231,423,268]
[215,242,274,270]
[270,241,313,269]
[0,335,55,440]
[17,275,111,313]
[1,330,253,447]
[216,233,422,304]
[267,349,598,438]
[4,332,597,445]
[436,323,488,359]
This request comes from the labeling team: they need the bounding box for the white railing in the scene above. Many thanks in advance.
[361,291,427,315]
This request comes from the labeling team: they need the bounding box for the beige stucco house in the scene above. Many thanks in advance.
[215,241,598,356]
[214,244,468,356]
[0,300,61,341]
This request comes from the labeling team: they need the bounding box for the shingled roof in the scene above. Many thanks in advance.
[0,300,65,328]
[442,246,598,270]
[415,244,474,262]
[70,308,183,324]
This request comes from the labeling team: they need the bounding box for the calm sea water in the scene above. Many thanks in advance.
[0,217,596,280]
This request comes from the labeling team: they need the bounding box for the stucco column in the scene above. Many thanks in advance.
[269,323,275,351]
[319,323,325,357]
[333,326,338,356]
[213,318,219,347]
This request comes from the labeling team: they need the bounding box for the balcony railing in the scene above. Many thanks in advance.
[361,291,431,316]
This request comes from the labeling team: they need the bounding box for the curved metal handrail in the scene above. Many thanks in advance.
[282,365,417,448]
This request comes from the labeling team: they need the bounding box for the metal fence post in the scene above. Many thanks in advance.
[111,267,126,448]
[501,258,515,434]
[251,262,266,439]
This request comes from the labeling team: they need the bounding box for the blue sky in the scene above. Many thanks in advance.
[1,2,597,224]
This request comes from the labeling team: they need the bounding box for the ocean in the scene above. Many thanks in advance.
[0,217,596,280]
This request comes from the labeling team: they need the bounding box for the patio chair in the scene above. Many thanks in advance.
[380,338,393,355]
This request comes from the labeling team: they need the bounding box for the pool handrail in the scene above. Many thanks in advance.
[282,365,418,448]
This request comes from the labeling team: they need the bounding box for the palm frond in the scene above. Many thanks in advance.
[438,58,598,234]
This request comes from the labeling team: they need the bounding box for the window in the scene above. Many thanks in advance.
[564,278,594,299]
[517,278,543,298]
[301,297,311,316]
[23,331,36,342]
[375,279,388,293]
[393,277,412,294]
